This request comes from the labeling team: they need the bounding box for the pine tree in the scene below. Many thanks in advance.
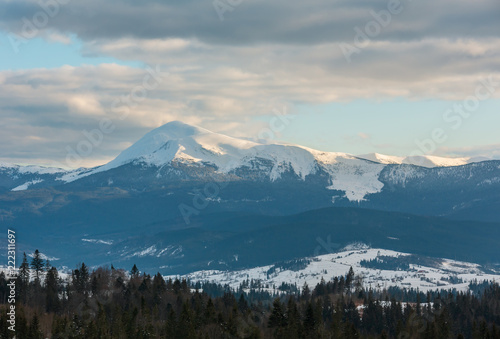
[178,301,197,338]
[303,301,316,333]
[285,296,302,338]
[130,264,139,278]
[345,266,355,292]
[17,252,30,303]
[45,266,60,312]
[45,259,51,272]
[165,308,177,337]
[72,262,90,296]
[28,313,44,339]
[15,306,29,339]
[238,293,248,313]
[19,252,30,282]
[204,298,217,324]
[301,282,311,301]
[268,298,287,328]
[30,249,45,282]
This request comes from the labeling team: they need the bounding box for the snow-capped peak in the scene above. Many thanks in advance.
[56,121,386,201]
[90,121,261,173]
[87,121,370,175]
[52,121,497,202]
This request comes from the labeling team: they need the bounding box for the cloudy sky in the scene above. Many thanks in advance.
[0,0,499,168]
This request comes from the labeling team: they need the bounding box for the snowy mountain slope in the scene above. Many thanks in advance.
[173,247,500,294]
[357,153,405,165]
[356,153,491,168]
[0,163,67,175]
[51,121,387,201]
[49,121,489,202]
[1,121,499,217]
[0,163,69,192]
[11,179,45,191]
[60,122,260,181]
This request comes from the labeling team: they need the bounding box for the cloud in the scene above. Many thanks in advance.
[358,132,370,140]
[0,0,498,45]
[437,144,500,160]
[0,0,498,167]
[0,35,499,166]
[81,37,500,100]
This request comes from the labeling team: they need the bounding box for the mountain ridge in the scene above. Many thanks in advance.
[1,122,499,276]
[2,121,492,173]
[2,121,497,203]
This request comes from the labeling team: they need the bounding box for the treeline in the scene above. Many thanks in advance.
[359,254,443,272]
[0,252,499,338]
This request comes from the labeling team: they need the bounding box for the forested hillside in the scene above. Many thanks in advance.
[1,252,499,338]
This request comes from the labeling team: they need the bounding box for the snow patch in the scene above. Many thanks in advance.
[357,153,483,168]
[172,248,500,294]
[11,179,44,191]
[131,245,157,258]
[82,239,113,245]
[341,242,371,251]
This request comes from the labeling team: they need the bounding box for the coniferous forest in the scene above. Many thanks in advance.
[0,251,500,338]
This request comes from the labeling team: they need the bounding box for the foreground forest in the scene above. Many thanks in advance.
[0,251,500,338]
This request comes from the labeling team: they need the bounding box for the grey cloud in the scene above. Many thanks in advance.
[82,37,500,94]
[0,0,499,45]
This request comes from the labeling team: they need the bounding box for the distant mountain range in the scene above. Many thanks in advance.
[1,121,499,275]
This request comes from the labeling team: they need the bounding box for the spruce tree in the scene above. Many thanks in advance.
[45,266,60,313]
[268,298,287,328]
[30,249,45,282]
[345,266,355,292]
[285,296,302,337]
[303,301,316,333]
[130,264,139,278]
[28,313,44,339]
[301,282,311,301]
[17,252,30,303]
[238,293,248,313]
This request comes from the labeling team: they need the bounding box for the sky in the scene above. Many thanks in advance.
[0,0,499,169]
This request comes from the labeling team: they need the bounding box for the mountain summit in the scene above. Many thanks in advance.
[1,121,499,212]
[56,121,382,201]
[103,121,260,171]
[98,121,488,172]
